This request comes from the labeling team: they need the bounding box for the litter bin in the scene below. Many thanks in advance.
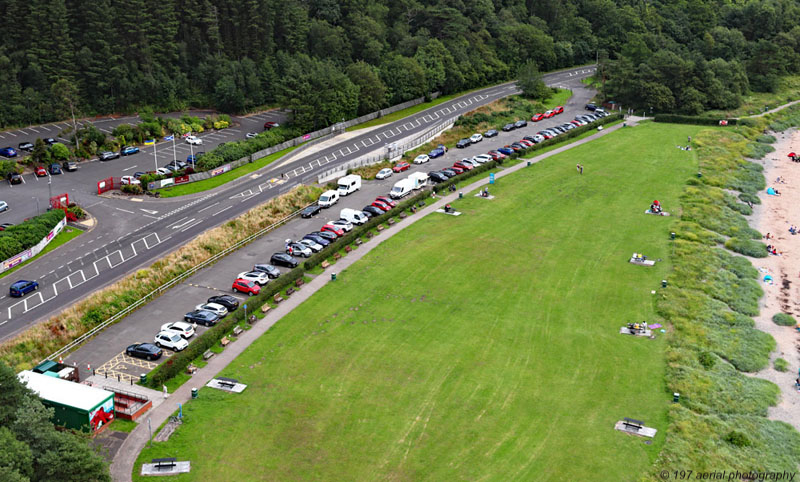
[458,191,463,199]
[697,171,702,178]
[140,373,147,384]
[662,280,668,288]
[331,273,337,281]
[673,392,680,403]
[670,232,676,240]
[191,388,198,399]
[527,161,531,167]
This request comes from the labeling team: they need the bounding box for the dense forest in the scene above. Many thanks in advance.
[1,0,800,130]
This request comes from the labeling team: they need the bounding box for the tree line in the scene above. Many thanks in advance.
[1,0,800,133]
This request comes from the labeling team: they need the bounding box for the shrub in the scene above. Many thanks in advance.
[724,237,768,257]
[772,312,796,326]
[724,430,752,447]
[0,210,64,260]
[654,114,737,125]
[120,184,143,195]
[67,205,85,220]
[744,142,775,159]
[774,358,789,372]
[756,134,776,144]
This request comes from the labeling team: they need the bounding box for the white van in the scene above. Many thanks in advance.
[318,190,339,208]
[340,208,368,225]
[390,179,414,199]
[337,174,361,196]
[407,172,428,190]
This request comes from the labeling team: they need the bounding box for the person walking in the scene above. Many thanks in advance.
[576,163,583,174]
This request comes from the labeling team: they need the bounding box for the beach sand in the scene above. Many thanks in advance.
[747,127,800,430]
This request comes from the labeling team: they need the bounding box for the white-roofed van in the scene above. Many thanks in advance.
[318,190,339,208]
[340,208,368,225]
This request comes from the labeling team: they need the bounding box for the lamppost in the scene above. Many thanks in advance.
[33,197,39,215]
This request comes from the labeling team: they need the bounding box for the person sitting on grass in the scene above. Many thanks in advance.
[445,203,453,213]
[482,187,489,197]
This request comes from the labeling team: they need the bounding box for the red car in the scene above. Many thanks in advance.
[504,144,522,152]
[392,161,411,173]
[321,224,345,237]
[263,121,279,130]
[518,139,535,147]
[553,106,564,115]
[487,151,506,161]
[34,166,47,177]
[543,110,555,118]
[449,166,465,175]
[570,120,582,127]
[232,279,260,296]
[374,196,397,208]
[531,113,544,122]
[371,200,391,212]
[453,161,474,171]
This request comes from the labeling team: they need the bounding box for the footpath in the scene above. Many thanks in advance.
[110,118,637,481]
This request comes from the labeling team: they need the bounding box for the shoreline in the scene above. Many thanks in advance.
[748,127,800,430]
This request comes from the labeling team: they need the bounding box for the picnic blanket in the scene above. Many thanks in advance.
[645,209,670,216]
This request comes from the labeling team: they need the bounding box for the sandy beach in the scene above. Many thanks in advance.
[748,127,800,430]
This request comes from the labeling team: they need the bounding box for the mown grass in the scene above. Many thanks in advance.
[106,418,138,433]
[0,227,82,280]
[132,122,700,481]
[155,145,300,198]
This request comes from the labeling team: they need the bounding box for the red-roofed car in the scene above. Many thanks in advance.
[392,161,411,173]
[543,110,555,118]
[371,200,391,212]
[320,224,345,237]
[374,196,397,208]
[487,151,506,161]
[453,161,474,171]
[232,278,260,296]
[34,166,47,177]
[531,113,544,122]
[553,106,564,115]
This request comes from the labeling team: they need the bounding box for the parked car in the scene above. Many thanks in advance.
[375,168,393,180]
[514,120,528,128]
[428,171,449,183]
[456,138,472,148]
[413,154,430,164]
[271,252,299,268]
[298,238,323,253]
[185,135,202,145]
[302,233,330,247]
[553,106,564,115]
[120,146,139,156]
[18,142,34,152]
[264,121,279,130]
[518,140,534,148]
[125,343,162,361]
[448,166,465,175]
[301,204,322,218]
[0,223,14,231]
[34,166,47,177]
[184,309,220,326]
[253,264,282,278]
[428,146,446,158]
[237,271,270,286]
[286,242,312,257]
[497,147,515,155]
[207,294,240,311]
[330,219,354,231]
[502,123,515,132]
[543,110,555,118]
[10,280,38,297]
[0,201,8,212]
[194,303,228,317]
[453,161,474,171]
[470,133,483,143]
[160,321,196,339]
[362,205,384,217]
[531,113,544,122]
[371,200,391,212]
[245,132,258,139]
[440,168,458,177]
[44,138,57,145]
[155,167,171,176]
[120,175,140,185]
[0,147,18,158]
[471,154,492,163]
[62,161,78,172]
[374,196,397,208]
[484,129,498,138]
[48,163,61,175]
[310,230,337,241]
[232,278,261,296]
[487,150,506,161]
[392,161,411,173]
[7,173,22,185]
[321,224,345,237]
[585,103,597,111]
[154,331,188,351]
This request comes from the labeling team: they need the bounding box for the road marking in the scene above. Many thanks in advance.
[166,216,188,229]
[6,132,16,137]
[122,165,137,171]
[180,220,203,233]
[212,205,232,216]
[115,207,135,214]
[170,218,196,230]
[140,209,158,215]
[198,201,220,213]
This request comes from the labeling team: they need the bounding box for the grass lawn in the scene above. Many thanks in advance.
[0,227,82,280]
[154,145,300,198]
[133,122,702,481]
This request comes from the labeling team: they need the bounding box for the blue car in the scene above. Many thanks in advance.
[303,233,330,247]
[120,146,139,156]
[497,147,515,155]
[0,147,18,158]
[10,280,38,297]
[428,147,445,158]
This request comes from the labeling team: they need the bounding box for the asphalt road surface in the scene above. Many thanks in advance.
[0,66,596,343]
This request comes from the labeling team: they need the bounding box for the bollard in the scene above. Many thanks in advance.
[662,280,668,288]
[192,388,198,399]
[673,392,680,403]
[331,272,337,281]
[140,373,147,384]
[670,232,676,240]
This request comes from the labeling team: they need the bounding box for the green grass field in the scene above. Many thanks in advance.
[0,227,82,280]
[133,123,702,481]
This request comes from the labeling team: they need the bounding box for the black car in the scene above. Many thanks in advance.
[303,233,330,246]
[484,129,498,138]
[428,171,449,183]
[184,309,220,326]
[49,163,62,175]
[44,138,57,145]
[270,252,298,268]
[18,142,34,152]
[502,123,515,132]
[126,343,162,361]
[300,204,322,218]
[99,151,120,161]
[440,168,458,177]
[514,120,528,129]
[362,205,384,217]
[523,136,539,143]
[62,161,78,171]
[456,139,472,148]
[207,295,240,312]
[7,173,22,185]
[253,264,281,279]
[310,230,337,241]
[585,103,597,111]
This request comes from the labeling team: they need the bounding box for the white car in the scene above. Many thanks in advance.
[330,219,353,232]
[413,154,430,164]
[120,175,140,185]
[237,271,270,286]
[156,167,171,176]
[472,154,492,164]
[461,158,480,168]
[299,238,323,252]
[186,135,203,145]
[0,201,8,212]
[194,303,228,317]
[375,168,393,180]
[245,132,258,139]
[160,321,196,339]
[470,133,483,143]
[154,331,189,351]
[532,134,545,143]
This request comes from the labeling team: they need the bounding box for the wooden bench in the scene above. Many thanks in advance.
[321,260,331,269]
[260,304,270,314]
[399,211,408,218]
[186,364,197,375]
[622,417,644,432]
[152,457,176,470]
[388,218,396,225]
[355,238,363,246]
[295,278,304,288]
[274,293,284,303]
[202,350,215,361]
[220,336,230,347]
[286,287,295,296]
[232,326,243,336]
[344,245,352,253]
[365,231,374,238]
[333,252,342,260]
[377,224,385,231]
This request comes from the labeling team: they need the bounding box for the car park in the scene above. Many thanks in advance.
[553,106,564,115]
[303,233,330,246]
[413,154,430,164]
[518,140,534,148]
[392,161,411,173]
[10,280,38,297]
[161,321,196,339]
[531,113,544,122]
[271,253,299,268]
[502,123,515,132]
[194,303,228,317]
[298,238,323,253]
[340,208,368,226]
[0,147,18,158]
[497,147,514,156]
[448,166,465,175]
[253,264,282,278]
[125,343,162,361]
[34,166,47,177]
[44,138,57,145]
[232,278,260,296]
[310,230,338,242]
[362,205,384,217]
[185,135,202,145]
[330,219,354,232]
[0,201,8,212]
[484,129,498,138]
[456,139,472,148]
[300,204,322,218]
[120,146,139,156]
[154,331,189,351]
[371,200,391,212]
[62,161,78,171]
[237,271,270,286]
[286,242,312,257]
[120,175,140,185]
[7,173,22,185]
[184,309,220,326]
[487,150,506,161]
[470,133,483,143]
[207,295,240,311]
[48,163,61,175]
[375,168,393,180]
[337,174,361,196]
[18,142,33,152]
[264,121,279,130]
[514,120,528,128]
[428,146,446,158]
[155,167,171,176]
[374,196,397,207]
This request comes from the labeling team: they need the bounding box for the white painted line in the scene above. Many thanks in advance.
[142,215,158,219]
[28,126,40,133]
[16,129,28,135]
[212,205,232,216]
[166,216,189,229]
[170,218,196,230]
[6,131,16,137]
[199,201,220,213]
[122,165,138,171]
[179,220,203,233]
[115,207,135,214]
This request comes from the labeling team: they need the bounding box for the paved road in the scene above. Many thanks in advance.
[0,66,595,342]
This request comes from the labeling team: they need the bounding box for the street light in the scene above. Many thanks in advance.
[33,197,39,215]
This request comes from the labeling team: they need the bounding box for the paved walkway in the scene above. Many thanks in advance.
[110,118,634,481]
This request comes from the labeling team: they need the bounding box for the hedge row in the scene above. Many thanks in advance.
[0,210,65,261]
[654,114,758,127]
